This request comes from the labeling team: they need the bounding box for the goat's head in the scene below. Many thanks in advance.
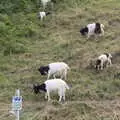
[38,66,49,75]
[33,84,40,94]
[80,27,88,36]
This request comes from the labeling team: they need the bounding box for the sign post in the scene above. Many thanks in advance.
[11,89,22,120]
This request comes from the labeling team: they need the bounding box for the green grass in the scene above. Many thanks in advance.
[0,0,120,119]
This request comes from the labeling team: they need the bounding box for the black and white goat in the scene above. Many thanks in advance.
[38,62,70,80]
[95,53,112,70]
[33,79,69,102]
[38,11,51,20]
[41,0,51,9]
[80,22,104,39]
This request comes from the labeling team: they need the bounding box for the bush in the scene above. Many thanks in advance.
[0,0,38,14]
[2,39,26,55]
[0,22,9,37]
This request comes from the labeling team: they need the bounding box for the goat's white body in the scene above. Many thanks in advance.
[87,23,96,36]
[87,23,104,38]
[47,62,70,80]
[45,79,69,101]
[39,12,46,20]
[97,54,112,70]
[41,0,51,9]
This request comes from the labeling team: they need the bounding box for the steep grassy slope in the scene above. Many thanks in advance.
[0,0,120,119]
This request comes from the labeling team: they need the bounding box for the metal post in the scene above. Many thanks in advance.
[16,89,20,120]
[10,89,22,120]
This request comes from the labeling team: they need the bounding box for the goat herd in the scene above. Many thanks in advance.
[33,0,113,102]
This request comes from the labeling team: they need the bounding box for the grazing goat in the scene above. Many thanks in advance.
[95,53,112,70]
[80,22,104,39]
[38,62,70,80]
[41,0,51,9]
[38,11,51,20]
[33,79,69,101]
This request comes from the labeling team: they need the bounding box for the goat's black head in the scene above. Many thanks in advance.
[95,22,101,34]
[104,53,109,58]
[46,12,51,16]
[38,66,49,75]
[33,84,40,94]
[80,27,88,36]
[104,53,112,59]
[95,59,101,70]
[33,84,46,94]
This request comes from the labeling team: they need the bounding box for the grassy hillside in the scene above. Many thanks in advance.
[0,0,120,119]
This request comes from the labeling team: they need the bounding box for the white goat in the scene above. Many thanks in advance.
[38,11,51,20]
[41,0,51,9]
[38,62,70,80]
[96,53,112,70]
[33,79,69,101]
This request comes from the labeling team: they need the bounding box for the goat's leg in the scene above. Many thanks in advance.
[45,93,47,99]
[100,61,104,70]
[47,90,51,101]
[108,59,112,66]
[47,71,50,80]
[87,34,90,39]
[53,74,56,79]
[62,90,66,101]
[59,96,62,102]
[101,29,104,36]
[58,90,62,102]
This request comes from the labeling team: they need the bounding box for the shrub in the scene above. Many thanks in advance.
[3,39,26,55]
[0,0,38,14]
[0,22,9,37]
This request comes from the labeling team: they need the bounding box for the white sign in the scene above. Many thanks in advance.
[12,96,22,111]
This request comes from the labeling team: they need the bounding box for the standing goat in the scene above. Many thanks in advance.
[41,0,51,9]
[95,53,112,70]
[38,11,51,20]
[38,62,70,80]
[80,22,104,39]
[33,79,69,102]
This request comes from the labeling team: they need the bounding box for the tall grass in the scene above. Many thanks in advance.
[0,0,120,120]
